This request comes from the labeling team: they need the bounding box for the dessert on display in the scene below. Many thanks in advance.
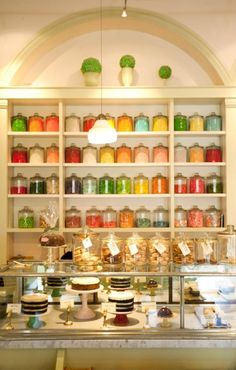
[108,291,134,312]
[157,306,173,327]
[110,277,131,290]
[71,277,100,291]
[47,276,67,287]
[39,202,65,247]
[21,294,48,315]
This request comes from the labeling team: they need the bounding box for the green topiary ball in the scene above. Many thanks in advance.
[158,65,172,79]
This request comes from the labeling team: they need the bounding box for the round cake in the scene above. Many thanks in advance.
[39,233,65,247]
[47,276,67,287]
[147,279,158,289]
[157,306,173,318]
[71,277,100,291]
[21,293,48,315]
[110,277,131,290]
[108,291,134,312]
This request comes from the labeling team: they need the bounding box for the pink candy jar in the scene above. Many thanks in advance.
[187,205,204,228]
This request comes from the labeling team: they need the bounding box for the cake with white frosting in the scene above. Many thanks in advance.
[108,291,134,312]
[21,293,48,315]
[110,276,131,290]
[71,277,100,291]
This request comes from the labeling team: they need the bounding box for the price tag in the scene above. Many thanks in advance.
[7,303,21,314]
[178,242,191,256]
[60,299,74,309]
[108,241,120,256]
[82,237,92,249]
[201,241,213,257]
[141,302,157,313]
[101,302,116,312]
[227,237,235,258]
[154,243,166,255]
[129,243,139,256]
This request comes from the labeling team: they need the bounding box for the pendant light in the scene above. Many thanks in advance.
[121,0,128,18]
[88,0,117,145]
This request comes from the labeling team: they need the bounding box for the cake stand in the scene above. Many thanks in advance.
[22,311,48,329]
[47,284,66,297]
[66,284,102,320]
[109,309,135,326]
[41,244,66,264]
[108,285,133,291]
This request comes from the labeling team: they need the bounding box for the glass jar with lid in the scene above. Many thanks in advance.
[65,113,81,132]
[189,112,204,131]
[99,174,115,194]
[196,236,218,264]
[134,173,149,194]
[105,113,115,128]
[11,143,28,163]
[204,205,222,227]
[85,206,102,228]
[10,173,27,194]
[29,143,44,164]
[46,143,59,163]
[116,174,132,194]
[28,113,44,132]
[188,205,204,228]
[218,225,236,264]
[29,173,45,194]
[45,113,59,131]
[205,112,222,131]
[116,144,132,163]
[72,227,102,271]
[172,235,195,265]
[83,114,96,132]
[189,142,204,162]
[174,143,187,163]
[134,113,149,132]
[119,206,134,228]
[174,206,187,228]
[135,206,151,228]
[65,173,82,194]
[82,145,97,164]
[206,173,223,193]
[82,174,97,194]
[100,145,115,163]
[117,113,133,131]
[18,206,35,228]
[174,173,187,194]
[134,143,149,163]
[124,233,147,271]
[65,143,81,163]
[148,233,170,271]
[174,112,188,131]
[46,173,59,194]
[205,143,222,162]
[101,232,123,270]
[153,143,168,163]
[11,113,27,132]
[65,206,81,228]
[152,173,168,194]
[189,173,205,193]
[153,206,169,227]
[101,206,117,228]
[152,113,168,131]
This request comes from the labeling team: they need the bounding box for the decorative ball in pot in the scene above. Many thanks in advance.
[119,54,136,87]
[80,57,102,86]
[157,306,173,328]
[158,65,172,85]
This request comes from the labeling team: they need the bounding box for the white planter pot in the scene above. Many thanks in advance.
[83,72,100,86]
[121,67,134,86]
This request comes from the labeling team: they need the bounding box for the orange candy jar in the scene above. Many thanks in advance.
[116,144,132,163]
[152,173,168,194]
[28,113,44,132]
[45,113,59,131]
[117,113,133,131]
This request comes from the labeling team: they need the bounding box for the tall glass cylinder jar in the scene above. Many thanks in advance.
[134,173,149,194]
[65,144,81,163]
[134,113,149,132]
[29,173,45,194]
[65,113,81,132]
[29,143,44,164]
[100,145,115,163]
[134,143,149,163]
[206,173,223,193]
[153,143,168,163]
[196,237,218,264]
[10,173,27,194]
[189,173,205,193]
[65,173,82,194]
[117,113,133,131]
[152,113,168,131]
[124,233,147,271]
[204,205,221,227]
[205,112,222,131]
[45,113,59,131]
[189,112,204,131]
[46,143,59,163]
[11,143,28,163]
[174,206,187,228]
[174,113,188,131]
[174,173,187,194]
[82,145,97,164]
[205,143,222,162]
[28,113,44,132]
[153,206,169,227]
[116,144,132,163]
[83,114,96,132]
[189,143,204,162]
[18,206,34,228]
[11,113,27,132]
[73,228,102,271]
[82,174,97,194]
[101,206,117,228]
[99,174,115,194]
[116,174,132,194]
[174,143,187,163]
[188,205,204,228]
[119,206,134,228]
[86,206,102,228]
[135,206,151,228]
[218,225,236,264]
[152,173,168,194]
[101,233,123,270]
[172,236,195,265]
[148,234,170,271]
[46,173,59,194]
[65,206,81,228]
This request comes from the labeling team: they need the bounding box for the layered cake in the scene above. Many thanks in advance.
[21,293,48,315]
[108,291,134,312]
[110,277,131,290]
[47,276,67,287]
[71,277,100,291]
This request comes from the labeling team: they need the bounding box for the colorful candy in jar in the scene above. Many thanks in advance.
[28,113,44,131]
[83,114,96,132]
[65,113,81,132]
[116,174,132,194]
[117,113,133,131]
[119,206,134,228]
[116,144,132,163]
[134,173,149,194]
[105,113,115,128]
[29,173,45,194]
[11,143,28,163]
[189,143,204,162]
[174,143,187,162]
[174,206,187,227]
[65,206,81,228]
[206,173,223,193]
[18,206,34,228]
[135,206,151,228]
[152,173,168,194]
[45,113,59,131]
[10,173,27,194]
[82,174,97,194]
[100,145,115,163]
[189,173,205,193]
[152,113,168,131]
[46,173,59,194]
[11,113,27,132]
[174,112,188,131]
[174,173,187,194]
[101,206,117,228]
[65,144,81,163]
[187,205,204,227]
[46,143,59,163]
[204,205,221,227]
[153,206,169,227]
[99,174,115,194]
[86,207,102,228]
[205,143,222,162]
[205,112,222,131]
[29,143,44,164]
[134,113,149,132]
[153,143,168,163]
[82,145,97,164]
[65,173,82,194]
[189,112,204,131]
[134,143,149,163]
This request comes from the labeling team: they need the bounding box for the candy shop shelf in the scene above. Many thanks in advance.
[174,194,226,198]
[7,228,43,233]
[174,131,225,137]
[174,227,224,233]
[63,227,171,233]
[8,163,60,167]
[63,194,171,199]
[63,131,170,138]
[174,162,226,167]
[7,131,59,138]
[63,163,170,168]
[8,194,60,198]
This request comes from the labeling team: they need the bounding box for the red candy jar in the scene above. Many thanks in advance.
[11,143,28,163]
[65,144,81,163]
[10,173,27,194]
[83,114,96,132]
[189,173,205,193]
[205,143,222,162]
[45,113,59,131]
[174,173,187,194]
[86,206,102,228]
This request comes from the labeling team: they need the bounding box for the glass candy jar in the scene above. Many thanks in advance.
[134,173,149,194]
[65,206,81,228]
[29,143,44,164]
[119,206,134,228]
[65,113,81,132]
[28,113,44,132]
[101,232,123,270]
[65,173,82,194]
[218,225,236,264]
[174,143,187,163]
[117,113,133,131]
[18,206,34,228]
[101,206,117,228]
[65,143,81,163]
[82,174,97,194]
[152,113,168,131]
[189,112,204,131]
[46,173,59,194]
[189,173,205,194]
[83,114,96,132]
[10,173,27,194]
[153,206,169,227]
[73,228,102,271]
[116,144,132,163]
[116,174,132,194]
[11,113,27,132]
[99,174,115,194]
[189,143,204,162]
[205,112,222,131]
[100,145,115,163]
[11,143,28,163]
[188,205,204,228]
[174,113,188,131]
[124,233,147,271]
[82,145,97,164]
[174,173,187,194]
[29,173,45,194]
[204,205,222,227]
[134,113,149,132]
[196,237,218,264]
[46,143,59,163]
[45,113,59,131]
[135,206,151,228]
[174,206,187,228]
[206,173,223,193]
[172,236,195,265]
[134,143,149,163]
[152,173,168,194]
[148,234,170,271]
[105,113,115,128]
[205,143,222,162]
[86,206,102,228]
[153,143,168,163]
